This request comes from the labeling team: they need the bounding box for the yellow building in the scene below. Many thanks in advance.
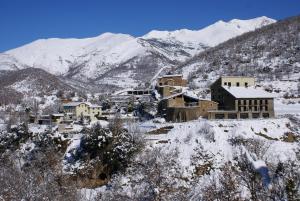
[62,102,102,121]
[216,76,255,87]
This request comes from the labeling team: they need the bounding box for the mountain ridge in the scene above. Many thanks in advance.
[0,16,276,90]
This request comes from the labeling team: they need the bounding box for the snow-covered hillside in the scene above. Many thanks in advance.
[0,16,275,89]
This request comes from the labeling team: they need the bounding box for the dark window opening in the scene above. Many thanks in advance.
[240,113,249,119]
[263,113,269,118]
[228,82,231,87]
[215,114,225,119]
[99,173,107,180]
[228,113,237,119]
[245,82,248,87]
[236,82,240,87]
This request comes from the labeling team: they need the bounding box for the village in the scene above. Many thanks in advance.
[27,74,276,133]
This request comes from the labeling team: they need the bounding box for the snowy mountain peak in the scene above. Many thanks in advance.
[142,16,276,46]
[0,16,276,89]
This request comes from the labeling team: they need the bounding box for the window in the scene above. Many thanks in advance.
[224,82,227,85]
[254,106,257,111]
[245,82,248,87]
[254,100,257,105]
[240,113,249,119]
[236,82,240,87]
[263,113,269,118]
[265,100,268,104]
[238,100,241,105]
[238,106,242,111]
[249,100,252,105]
[252,113,259,118]
[228,82,231,87]
[243,106,247,111]
[215,114,225,119]
[228,113,237,119]
[243,100,247,105]
[265,106,268,111]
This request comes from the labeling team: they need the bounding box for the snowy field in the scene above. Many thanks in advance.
[139,116,299,177]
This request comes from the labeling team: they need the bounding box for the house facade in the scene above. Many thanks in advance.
[157,74,187,87]
[209,76,275,119]
[156,74,187,98]
[158,93,218,122]
[62,102,102,121]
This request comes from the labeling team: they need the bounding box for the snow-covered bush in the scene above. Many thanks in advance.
[198,122,215,142]
[64,120,143,180]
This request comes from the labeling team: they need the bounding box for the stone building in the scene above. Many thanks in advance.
[158,92,218,122]
[209,76,275,119]
[157,74,187,87]
[156,74,187,98]
[156,74,217,122]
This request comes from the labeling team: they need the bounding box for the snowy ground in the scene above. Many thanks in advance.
[275,98,300,115]
[139,116,299,177]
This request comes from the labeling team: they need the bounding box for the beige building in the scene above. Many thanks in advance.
[157,74,187,87]
[209,76,275,119]
[156,74,187,98]
[62,102,102,121]
[158,93,218,122]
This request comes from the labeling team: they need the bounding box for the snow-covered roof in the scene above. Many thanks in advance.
[62,102,82,107]
[162,92,184,100]
[52,113,64,117]
[157,74,183,79]
[222,86,276,99]
[221,76,254,79]
[162,92,212,102]
[90,104,102,108]
[62,102,101,108]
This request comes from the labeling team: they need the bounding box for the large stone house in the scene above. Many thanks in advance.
[156,74,187,98]
[156,74,218,122]
[62,102,102,121]
[209,76,275,119]
[158,92,218,122]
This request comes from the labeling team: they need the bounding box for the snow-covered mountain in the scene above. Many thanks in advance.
[143,16,275,46]
[174,15,300,97]
[0,16,275,90]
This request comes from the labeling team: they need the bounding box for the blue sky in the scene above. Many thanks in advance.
[0,0,299,52]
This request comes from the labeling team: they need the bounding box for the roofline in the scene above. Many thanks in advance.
[221,86,275,99]
[157,74,183,79]
[220,76,255,79]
